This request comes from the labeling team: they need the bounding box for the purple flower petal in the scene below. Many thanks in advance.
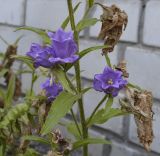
[93,66,127,97]
[26,43,42,59]
[41,78,63,102]
[51,40,77,58]
[48,28,74,41]
[26,28,79,68]
[49,55,79,64]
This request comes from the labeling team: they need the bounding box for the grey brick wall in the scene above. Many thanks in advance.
[0,0,160,155]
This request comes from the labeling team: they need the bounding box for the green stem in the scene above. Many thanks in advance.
[82,7,90,19]
[87,95,108,126]
[65,73,77,93]
[67,1,88,156]
[105,95,113,111]
[105,53,111,67]
[30,70,35,96]
[127,82,143,91]
[70,108,82,137]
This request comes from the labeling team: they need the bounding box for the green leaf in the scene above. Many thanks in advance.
[16,69,33,75]
[53,68,75,94]
[88,0,94,8]
[105,96,113,111]
[73,138,110,150]
[0,109,4,119]
[67,122,82,139]
[0,145,3,156]
[81,87,92,94]
[88,108,128,126]
[0,53,4,60]
[15,27,51,44]
[61,2,81,29]
[65,45,108,71]
[5,74,16,108]
[14,35,24,46]
[0,69,8,77]
[11,55,34,70]
[23,148,39,156]
[79,45,108,59]
[87,109,105,126]
[99,108,128,123]
[22,135,50,145]
[0,103,29,128]
[76,18,99,32]
[0,146,5,156]
[0,141,5,156]
[41,91,81,135]
[0,89,5,102]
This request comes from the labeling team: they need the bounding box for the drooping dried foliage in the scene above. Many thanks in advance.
[51,130,72,155]
[97,3,128,53]
[0,44,22,101]
[2,45,17,68]
[133,90,153,151]
[115,60,129,78]
[120,89,153,151]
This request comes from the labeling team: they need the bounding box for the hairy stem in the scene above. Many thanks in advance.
[67,0,88,155]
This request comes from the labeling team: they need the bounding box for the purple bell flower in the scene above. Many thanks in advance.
[48,28,79,64]
[93,67,127,97]
[26,43,53,68]
[26,28,79,68]
[41,78,63,102]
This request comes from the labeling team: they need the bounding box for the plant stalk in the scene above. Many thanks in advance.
[67,0,88,155]
[70,108,82,137]
[30,70,35,96]
[87,95,108,126]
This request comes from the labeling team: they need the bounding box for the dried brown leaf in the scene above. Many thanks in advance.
[133,90,153,151]
[14,77,22,100]
[51,130,72,155]
[97,3,128,53]
[3,45,17,68]
[115,60,129,78]
[123,89,154,151]
[1,44,22,100]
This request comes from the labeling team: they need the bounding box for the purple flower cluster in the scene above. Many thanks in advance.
[27,28,79,68]
[93,67,127,97]
[41,78,63,102]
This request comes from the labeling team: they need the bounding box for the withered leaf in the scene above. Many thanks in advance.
[3,45,17,68]
[97,3,128,53]
[133,90,153,151]
[123,89,154,151]
[0,44,22,100]
[115,60,129,78]
[51,129,72,155]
